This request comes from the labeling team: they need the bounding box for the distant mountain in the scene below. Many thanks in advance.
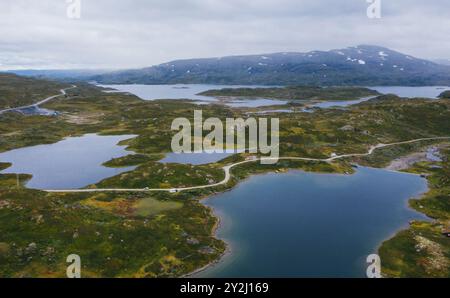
[0,73,68,110]
[6,69,112,81]
[439,90,450,99]
[92,45,450,86]
[433,59,450,66]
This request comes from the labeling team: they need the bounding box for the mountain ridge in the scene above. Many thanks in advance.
[91,45,450,86]
[5,45,450,86]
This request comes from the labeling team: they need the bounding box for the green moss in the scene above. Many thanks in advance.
[1,82,449,277]
[0,162,11,171]
[0,73,68,110]
[134,197,183,217]
[439,90,450,99]
[199,86,379,101]
[379,148,450,277]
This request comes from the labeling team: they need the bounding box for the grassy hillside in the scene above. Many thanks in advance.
[0,82,449,277]
[0,73,68,110]
[92,45,450,86]
[439,90,450,99]
[379,148,450,277]
[199,86,379,101]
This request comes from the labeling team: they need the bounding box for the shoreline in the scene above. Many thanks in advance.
[374,175,431,250]
[182,204,232,278]
[2,132,448,277]
[184,158,440,278]
[183,165,348,277]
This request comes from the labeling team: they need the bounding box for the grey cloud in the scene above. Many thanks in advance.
[0,0,449,70]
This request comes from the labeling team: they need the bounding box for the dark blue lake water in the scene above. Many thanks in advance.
[159,151,235,165]
[0,134,136,189]
[370,86,450,98]
[196,167,428,277]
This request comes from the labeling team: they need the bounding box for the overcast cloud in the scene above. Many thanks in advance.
[1,0,449,70]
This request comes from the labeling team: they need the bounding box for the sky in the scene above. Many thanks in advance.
[1,0,449,70]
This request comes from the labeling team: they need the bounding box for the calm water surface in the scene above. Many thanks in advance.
[0,83,440,277]
[196,167,428,277]
[226,98,287,108]
[247,109,294,114]
[370,86,450,98]
[98,84,273,100]
[99,84,450,109]
[0,134,136,189]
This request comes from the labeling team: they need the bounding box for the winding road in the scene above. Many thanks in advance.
[0,85,77,115]
[44,136,450,193]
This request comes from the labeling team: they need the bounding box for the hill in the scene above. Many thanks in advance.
[0,73,68,110]
[92,45,450,86]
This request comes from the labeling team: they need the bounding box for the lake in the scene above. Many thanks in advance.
[225,98,288,108]
[98,84,275,100]
[196,167,428,277]
[97,84,287,107]
[98,84,450,111]
[370,86,450,98]
[98,84,220,101]
[16,106,58,116]
[0,83,442,278]
[309,96,377,109]
[0,134,136,189]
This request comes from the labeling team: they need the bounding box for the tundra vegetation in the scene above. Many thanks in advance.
[439,90,450,99]
[198,86,378,101]
[0,77,448,277]
[0,74,68,110]
[379,147,450,277]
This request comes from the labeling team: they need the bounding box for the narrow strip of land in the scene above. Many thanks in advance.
[0,85,77,115]
[44,136,450,193]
